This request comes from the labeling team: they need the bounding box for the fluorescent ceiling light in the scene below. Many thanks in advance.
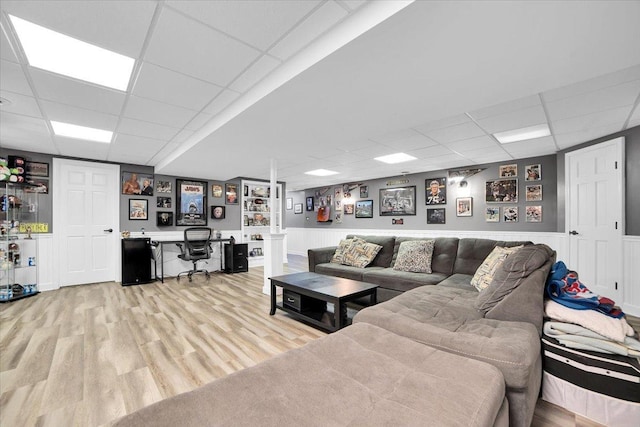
[374,152,417,164]
[9,15,134,91]
[305,169,339,176]
[493,124,551,144]
[51,121,113,143]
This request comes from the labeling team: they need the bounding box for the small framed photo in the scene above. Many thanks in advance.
[526,184,542,201]
[157,212,173,226]
[343,204,354,215]
[525,164,541,181]
[359,185,368,198]
[426,177,447,205]
[503,206,518,222]
[286,197,293,210]
[156,196,171,208]
[486,178,518,203]
[294,203,303,214]
[25,161,49,177]
[211,206,225,219]
[526,206,542,222]
[456,197,472,217]
[122,172,154,195]
[499,164,518,178]
[306,196,314,211]
[335,212,343,223]
[427,208,446,224]
[392,218,404,225]
[485,207,500,222]
[355,200,373,218]
[212,184,223,198]
[25,178,49,194]
[156,180,171,193]
[225,183,238,204]
[129,199,148,220]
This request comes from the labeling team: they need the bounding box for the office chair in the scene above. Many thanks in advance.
[176,227,212,281]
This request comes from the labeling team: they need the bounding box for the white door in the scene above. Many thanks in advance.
[565,137,624,302]
[53,159,119,286]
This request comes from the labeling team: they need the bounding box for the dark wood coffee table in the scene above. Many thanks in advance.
[269,272,378,332]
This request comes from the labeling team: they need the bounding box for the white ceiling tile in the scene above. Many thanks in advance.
[0,59,33,96]
[0,90,41,118]
[40,100,118,130]
[422,121,485,144]
[412,114,471,134]
[0,111,55,153]
[145,7,261,86]
[166,0,321,51]
[501,136,557,156]
[408,145,455,159]
[0,25,19,62]
[543,64,640,103]
[552,105,631,135]
[370,128,421,144]
[133,62,223,111]
[554,123,624,149]
[109,133,164,165]
[30,69,125,115]
[54,135,109,160]
[117,117,180,141]
[269,1,348,60]
[202,89,241,116]
[1,0,156,58]
[382,134,439,151]
[349,142,401,159]
[469,152,513,164]
[146,142,182,166]
[469,95,541,120]
[124,95,197,129]
[545,79,640,121]
[171,129,195,144]
[229,55,281,93]
[474,105,547,134]
[447,135,499,153]
[185,112,213,132]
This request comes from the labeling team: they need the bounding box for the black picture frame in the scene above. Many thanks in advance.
[157,212,173,226]
[25,161,49,177]
[176,179,207,226]
[306,196,314,211]
[427,208,446,224]
[211,205,225,219]
[379,186,416,216]
[156,180,172,193]
[355,200,373,218]
[129,199,148,220]
[25,178,49,194]
[225,183,239,204]
[294,203,303,214]
[122,171,154,195]
[425,177,446,205]
[156,196,171,208]
[485,178,518,203]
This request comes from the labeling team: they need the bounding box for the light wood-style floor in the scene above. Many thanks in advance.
[0,256,608,427]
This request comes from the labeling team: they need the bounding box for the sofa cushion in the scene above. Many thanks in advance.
[315,263,386,281]
[342,239,383,268]
[392,237,458,275]
[362,268,448,293]
[470,245,523,292]
[437,273,476,291]
[346,235,395,267]
[453,238,531,275]
[330,238,356,264]
[393,239,435,273]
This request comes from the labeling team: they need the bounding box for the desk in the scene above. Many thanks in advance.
[152,238,232,282]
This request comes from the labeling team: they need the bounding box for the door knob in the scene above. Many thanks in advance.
[569,230,579,235]
[104,228,113,233]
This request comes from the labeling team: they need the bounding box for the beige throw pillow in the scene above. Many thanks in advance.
[331,238,356,264]
[342,239,383,268]
[393,240,435,273]
[470,245,523,292]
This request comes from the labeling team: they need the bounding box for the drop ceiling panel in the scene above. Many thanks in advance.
[166,0,321,51]
[132,62,223,111]
[469,152,513,164]
[381,134,439,151]
[413,114,471,135]
[55,136,109,160]
[269,1,348,60]
[1,0,156,58]
[109,133,163,164]
[469,95,541,120]
[447,135,498,153]
[349,142,402,159]
[370,128,422,144]
[229,54,281,93]
[185,112,214,132]
[117,117,180,141]
[473,105,547,134]
[124,95,197,129]
[203,89,241,116]
[552,105,631,135]
[30,69,126,115]
[170,129,194,144]
[0,59,33,96]
[501,136,557,157]
[0,90,41,118]
[146,141,181,166]
[0,111,55,152]
[422,121,485,145]
[554,123,624,149]
[145,7,261,86]
[40,100,118,130]
[408,145,455,159]
[0,25,18,62]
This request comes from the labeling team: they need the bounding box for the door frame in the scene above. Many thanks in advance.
[52,158,120,287]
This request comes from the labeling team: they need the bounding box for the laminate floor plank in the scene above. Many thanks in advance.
[1,380,47,427]
[39,335,84,416]
[117,367,163,414]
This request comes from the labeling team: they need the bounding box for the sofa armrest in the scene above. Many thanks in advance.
[307,247,337,272]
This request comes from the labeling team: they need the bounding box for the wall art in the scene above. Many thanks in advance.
[485,178,518,203]
[122,172,154,195]
[177,179,207,226]
[427,208,446,224]
[526,184,542,201]
[499,164,518,177]
[156,180,172,193]
[211,206,225,219]
[129,199,148,220]
[526,206,542,222]
[157,212,173,226]
[380,186,416,216]
[456,197,472,217]
[425,177,446,205]
[355,200,373,218]
[525,164,541,181]
[485,207,500,222]
[225,183,239,204]
[503,206,519,222]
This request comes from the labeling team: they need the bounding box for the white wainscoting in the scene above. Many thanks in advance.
[36,234,55,291]
[623,236,640,317]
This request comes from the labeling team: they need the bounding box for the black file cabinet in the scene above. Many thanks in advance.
[122,238,153,285]
[224,243,248,273]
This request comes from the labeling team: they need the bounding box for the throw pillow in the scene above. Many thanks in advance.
[331,238,355,264]
[470,245,523,292]
[393,240,435,273]
[342,239,383,268]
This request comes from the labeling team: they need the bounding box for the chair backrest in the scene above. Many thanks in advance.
[184,227,212,260]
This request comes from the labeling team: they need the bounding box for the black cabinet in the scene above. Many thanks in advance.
[122,238,153,285]
[224,243,248,273]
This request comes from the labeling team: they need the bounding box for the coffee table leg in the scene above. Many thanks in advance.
[269,282,277,315]
[370,289,377,306]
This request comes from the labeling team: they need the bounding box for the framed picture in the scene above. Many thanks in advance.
[392,218,404,225]
[225,183,238,204]
[286,198,293,210]
[360,185,368,198]
[344,204,354,214]
[485,178,518,203]
[485,207,500,222]
[244,185,249,197]
[335,212,343,223]
[456,197,472,217]
[25,161,49,177]
[122,172,154,195]
[355,200,373,218]
[526,184,542,201]
[25,178,49,194]
[335,199,342,211]
[526,206,542,222]
[129,199,148,220]
[156,180,171,193]
[157,212,173,226]
[499,164,518,178]
[525,164,541,181]
[503,206,519,222]
[427,208,446,224]
[294,203,303,214]
[211,206,225,219]
[306,196,314,211]
[176,179,207,226]
[425,177,446,205]
[156,196,171,208]
[212,184,223,197]
[379,186,416,216]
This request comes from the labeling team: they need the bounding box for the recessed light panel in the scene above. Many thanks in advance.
[51,121,113,143]
[9,15,135,91]
[374,152,417,164]
[493,124,551,144]
[304,169,339,176]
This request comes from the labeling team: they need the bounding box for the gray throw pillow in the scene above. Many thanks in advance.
[393,240,435,273]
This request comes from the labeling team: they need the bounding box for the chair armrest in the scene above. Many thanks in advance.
[307,246,337,272]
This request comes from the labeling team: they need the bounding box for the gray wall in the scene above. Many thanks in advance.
[287,154,558,232]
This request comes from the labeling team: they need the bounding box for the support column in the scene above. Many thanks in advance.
[264,158,285,294]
